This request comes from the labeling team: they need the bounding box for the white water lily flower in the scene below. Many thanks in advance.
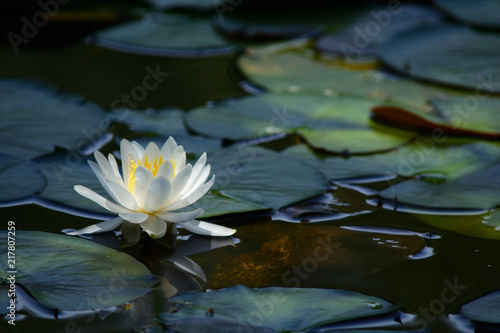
[71,137,236,238]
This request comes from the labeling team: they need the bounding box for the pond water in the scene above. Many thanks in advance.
[2,2,500,333]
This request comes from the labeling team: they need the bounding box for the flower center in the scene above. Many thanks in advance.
[128,155,177,193]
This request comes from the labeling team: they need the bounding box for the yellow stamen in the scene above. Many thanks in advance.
[128,155,177,193]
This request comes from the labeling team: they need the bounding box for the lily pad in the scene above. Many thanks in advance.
[163,285,396,332]
[413,210,500,241]
[283,141,500,183]
[186,93,410,153]
[434,0,500,30]
[0,154,46,202]
[379,153,500,209]
[91,13,235,57]
[35,151,113,215]
[108,108,222,155]
[238,39,450,109]
[0,230,153,310]
[0,79,107,159]
[193,146,328,215]
[316,4,443,59]
[461,290,500,324]
[107,108,188,137]
[379,25,500,92]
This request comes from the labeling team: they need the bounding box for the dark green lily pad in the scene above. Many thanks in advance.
[316,4,443,59]
[107,108,187,137]
[379,146,500,209]
[0,154,46,202]
[461,290,500,323]
[238,39,450,109]
[35,151,112,215]
[108,108,222,154]
[91,13,235,57]
[186,93,410,153]
[0,230,152,310]
[144,0,215,11]
[434,0,500,30]
[379,25,500,92]
[163,285,396,332]
[413,210,500,241]
[0,79,107,159]
[284,141,500,183]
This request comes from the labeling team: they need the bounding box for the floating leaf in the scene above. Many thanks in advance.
[316,4,443,58]
[35,151,112,215]
[372,85,500,140]
[186,93,410,153]
[379,25,500,92]
[413,210,500,241]
[192,146,328,216]
[461,290,500,324]
[91,13,235,57]
[0,231,153,310]
[238,39,450,109]
[379,155,500,209]
[434,0,500,29]
[283,141,500,183]
[0,79,107,159]
[163,285,396,333]
[0,154,45,202]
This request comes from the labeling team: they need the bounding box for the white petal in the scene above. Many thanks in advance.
[107,153,126,187]
[74,185,132,214]
[181,220,236,237]
[133,165,154,207]
[156,160,174,181]
[121,139,138,189]
[107,181,138,210]
[94,150,115,180]
[156,208,203,223]
[64,217,123,235]
[183,164,211,197]
[160,137,178,157]
[88,161,123,203]
[140,215,167,238]
[142,142,161,164]
[169,164,192,202]
[172,146,186,174]
[166,175,215,211]
[119,212,149,224]
[184,153,206,189]
[143,176,171,213]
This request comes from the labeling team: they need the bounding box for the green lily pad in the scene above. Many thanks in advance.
[284,141,500,183]
[108,108,222,155]
[0,230,152,310]
[461,289,500,323]
[434,0,500,29]
[379,149,500,209]
[413,210,500,241]
[379,25,500,92]
[186,93,410,153]
[91,13,235,57]
[0,79,107,159]
[196,146,328,214]
[0,154,46,202]
[35,151,112,215]
[107,108,188,137]
[316,4,443,59]
[163,286,396,332]
[144,0,215,11]
[238,39,450,109]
